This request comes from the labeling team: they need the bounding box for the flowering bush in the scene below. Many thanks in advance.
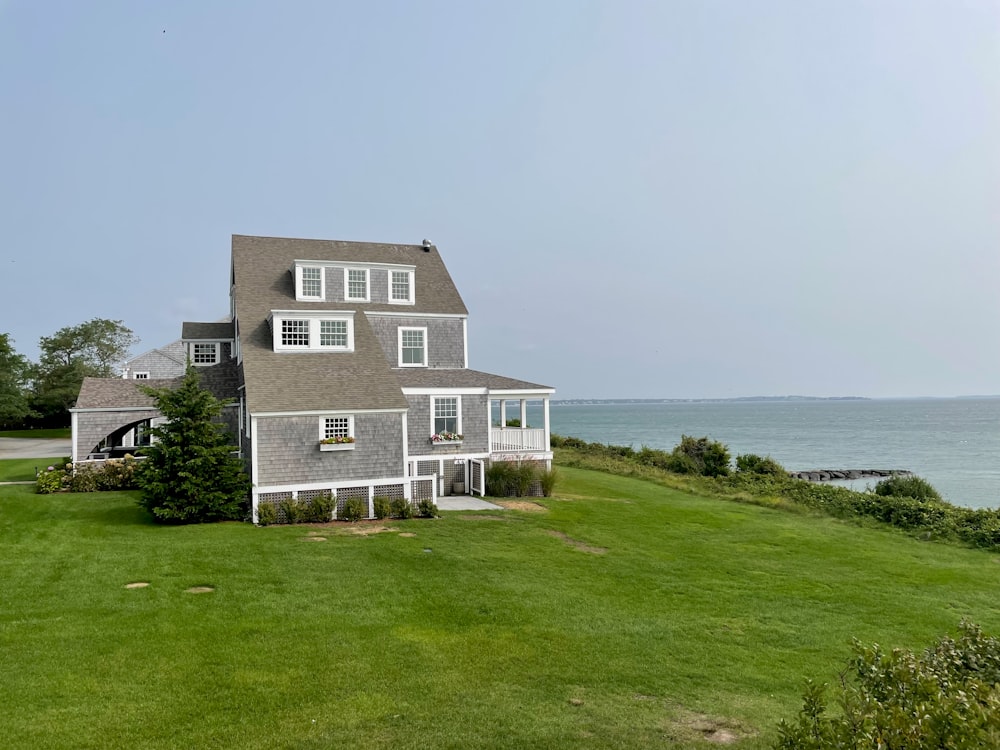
[36,464,69,494]
[320,436,355,445]
[431,432,463,442]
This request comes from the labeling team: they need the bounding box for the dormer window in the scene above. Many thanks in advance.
[192,342,219,365]
[345,268,369,302]
[389,269,414,304]
[271,311,355,352]
[295,265,325,301]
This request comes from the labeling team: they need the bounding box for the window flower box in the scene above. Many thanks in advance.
[320,436,355,452]
[431,432,463,446]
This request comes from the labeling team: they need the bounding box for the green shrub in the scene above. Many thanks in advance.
[373,496,391,520]
[670,435,731,477]
[339,497,367,522]
[417,498,438,518]
[305,491,335,522]
[279,497,302,524]
[735,453,787,477]
[257,502,278,526]
[874,475,942,503]
[486,461,542,497]
[35,464,67,494]
[69,464,99,493]
[775,621,1000,749]
[390,497,412,519]
[538,467,558,497]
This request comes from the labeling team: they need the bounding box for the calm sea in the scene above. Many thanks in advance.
[542,399,1000,510]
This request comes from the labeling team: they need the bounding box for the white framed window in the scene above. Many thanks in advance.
[133,371,150,380]
[192,342,219,365]
[345,268,370,301]
[321,416,354,441]
[389,269,414,304]
[398,327,426,367]
[432,396,460,435]
[297,266,324,300]
[271,311,355,352]
[281,320,310,348]
[319,319,347,348]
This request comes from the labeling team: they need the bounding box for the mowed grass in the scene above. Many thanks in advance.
[3,468,1000,749]
[0,457,52,482]
[0,428,70,439]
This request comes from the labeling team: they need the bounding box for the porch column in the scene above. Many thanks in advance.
[499,400,507,427]
[519,399,527,429]
[543,397,551,451]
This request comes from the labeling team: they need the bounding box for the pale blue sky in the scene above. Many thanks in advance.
[2,1,997,399]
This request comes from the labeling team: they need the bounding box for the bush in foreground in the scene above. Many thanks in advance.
[135,368,249,523]
[776,621,1000,749]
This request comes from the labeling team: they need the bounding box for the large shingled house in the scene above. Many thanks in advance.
[71,235,555,520]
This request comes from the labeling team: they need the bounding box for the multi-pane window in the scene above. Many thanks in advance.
[390,270,411,303]
[133,372,150,380]
[346,268,369,301]
[323,416,351,440]
[434,397,458,434]
[400,328,425,366]
[281,319,310,347]
[193,343,218,364]
[319,320,347,348]
[301,267,322,298]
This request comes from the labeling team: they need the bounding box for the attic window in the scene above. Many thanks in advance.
[192,343,219,365]
[281,320,310,347]
[271,311,355,353]
[345,268,369,302]
[299,266,324,300]
[389,270,414,304]
[133,372,150,380]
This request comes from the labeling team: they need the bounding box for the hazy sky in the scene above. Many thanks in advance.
[2,1,997,399]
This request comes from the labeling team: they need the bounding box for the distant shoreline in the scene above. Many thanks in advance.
[552,395,1000,405]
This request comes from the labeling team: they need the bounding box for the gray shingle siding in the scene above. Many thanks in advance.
[126,351,185,379]
[367,315,465,368]
[75,410,161,458]
[255,413,404,486]
[406,393,488,456]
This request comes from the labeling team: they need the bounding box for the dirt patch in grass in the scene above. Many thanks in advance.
[495,500,547,513]
[546,530,607,555]
[658,704,756,746]
[301,535,327,542]
[398,532,417,537]
[185,586,215,594]
[124,582,149,589]
[350,525,399,536]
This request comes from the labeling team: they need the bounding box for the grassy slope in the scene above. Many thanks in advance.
[2,470,1000,749]
[0,458,53,482]
[0,428,71,439]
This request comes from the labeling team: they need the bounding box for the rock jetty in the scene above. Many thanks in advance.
[788,469,912,483]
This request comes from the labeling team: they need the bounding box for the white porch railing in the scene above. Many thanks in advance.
[491,428,547,453]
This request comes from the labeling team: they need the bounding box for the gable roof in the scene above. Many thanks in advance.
[233,235,469,413]
[182,321,235,340]
[126,339,186,367]
[74,360,240,410]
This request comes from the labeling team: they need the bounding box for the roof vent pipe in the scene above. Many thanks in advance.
[422,239,432,252]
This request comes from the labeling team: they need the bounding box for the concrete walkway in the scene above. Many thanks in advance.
[0,438,72,459]
[436,497,504,511]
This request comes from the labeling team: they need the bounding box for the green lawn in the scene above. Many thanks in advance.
[0,457,53,482]
[2,468,1000,749]
[0,428,70,439]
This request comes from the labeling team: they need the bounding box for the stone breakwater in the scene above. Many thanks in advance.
[788,469,913,483]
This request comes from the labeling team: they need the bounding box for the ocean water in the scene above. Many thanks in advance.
[545,399,1000,510]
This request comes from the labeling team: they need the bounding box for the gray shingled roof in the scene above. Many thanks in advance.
[392,368,553,392]
[232,235,468,413]
[75,360,240,409]
[182,321,235,340]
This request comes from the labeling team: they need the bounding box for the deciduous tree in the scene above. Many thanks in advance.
[0,333,33,426]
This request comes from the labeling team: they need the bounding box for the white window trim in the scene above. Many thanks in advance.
[270,310,356,353]
[295,265,325,301]
[319,415,355,441]
[133,371,150,379]
[388,269,415,305]
[344,267,370,302]
[398,326,427,368]
[431,395,462,437]
[191,342,220,366]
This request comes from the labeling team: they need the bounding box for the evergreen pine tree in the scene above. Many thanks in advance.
[136,367,249,523]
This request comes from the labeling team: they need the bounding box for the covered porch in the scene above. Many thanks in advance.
[488,391,553,458]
